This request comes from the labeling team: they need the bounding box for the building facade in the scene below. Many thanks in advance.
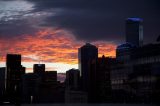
[110,43,160,103]
[33,64,45,80]
[6,54,25,104]
[0,67,5,103]
[78,43,98,102]
[65,69,80,90]
[126,18,143,47]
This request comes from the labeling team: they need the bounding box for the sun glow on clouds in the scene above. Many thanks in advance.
[0,28,116,73]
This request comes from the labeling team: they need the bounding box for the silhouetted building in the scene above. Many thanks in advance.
[6,54,24,104]
[129,43,160,103]
[65,69,87,103]
[38,71,64,103]
[22,70,65,104]
[116,43,136,61]
[33,64,45,80]
[78,43,98,102]
[126,18,143,47]
[0,67,5,103]
[22,73,41,103]
[66,69,80,90]
[44,71,57,81]
[110,43,138,102]
[96,56,114,102]
[33,64,45,74]
[110,43,160,103]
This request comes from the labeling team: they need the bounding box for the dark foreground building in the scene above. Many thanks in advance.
[109,18,160,103]
[110,43,160,103]
[65,69,88,103]
[22,71,64,104]
[0,67,5,104]
[6,54,25,104]
[96,56,114,103]
[78,43,98,102]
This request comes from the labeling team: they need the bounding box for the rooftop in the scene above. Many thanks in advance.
[117,42,136,50]
[127,18,143,22]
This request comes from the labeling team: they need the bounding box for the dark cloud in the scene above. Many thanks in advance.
[0,19,37,38]
[26,0,160,44]
[1,0,160,44]
[0,0,38,38]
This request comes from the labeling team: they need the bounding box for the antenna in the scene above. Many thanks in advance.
[39,56,41,64]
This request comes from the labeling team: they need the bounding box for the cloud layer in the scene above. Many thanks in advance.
[0,28,116,62]
[0,0,160,72]
[26,0,160,43]
[0,0,160,43]
[0,28,116,72]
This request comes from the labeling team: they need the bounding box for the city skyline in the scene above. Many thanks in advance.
[0,0,160,73]
[0,0,160,104]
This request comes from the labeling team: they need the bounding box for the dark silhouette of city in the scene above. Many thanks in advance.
[0,18,160,105]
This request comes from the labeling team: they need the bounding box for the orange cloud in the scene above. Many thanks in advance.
[0,28,116,66]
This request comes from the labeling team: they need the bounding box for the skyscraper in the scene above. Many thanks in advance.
[33,64,45,81]
[78,43,98,102]
[96,56,113,102]
[6,54,24,103]
[6,54,21,91]
[33,64,45,75]
[0,67,5,103]
[126,18,143,47]
[66,69,80,90]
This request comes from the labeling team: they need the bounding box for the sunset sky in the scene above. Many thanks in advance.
[0,0,160,73]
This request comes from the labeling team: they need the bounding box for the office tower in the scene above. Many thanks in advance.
[6,54,21,91]
[6,54,23,104]
[33,64,45,78]
[66,69,80,90]
[96,56,113,102]
[0,67,5,103]
[33,64,45,74]
[116,42,136,61]
[110,42,160,103]
[78,43,98,102]
[21,66,26,75]
[126,18,143,47]
[65,69,87,103]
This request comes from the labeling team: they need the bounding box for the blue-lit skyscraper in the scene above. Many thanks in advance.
[126,18,143,47]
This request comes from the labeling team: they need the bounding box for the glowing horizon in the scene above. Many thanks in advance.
[0,28,116,73]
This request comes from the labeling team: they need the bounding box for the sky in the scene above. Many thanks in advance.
[0,0,160,73]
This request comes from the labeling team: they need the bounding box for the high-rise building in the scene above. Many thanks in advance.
[33,64,45,73]
[110,43,160,103]
[66,69,80,90]
[96,56,113,102]
[33,64,45,78]
[0,67,5,103]
[78,43,98,102]
[6,54,21,91]
[65,69,87,103]
[126,18,143,47]
[6,54,24,104]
